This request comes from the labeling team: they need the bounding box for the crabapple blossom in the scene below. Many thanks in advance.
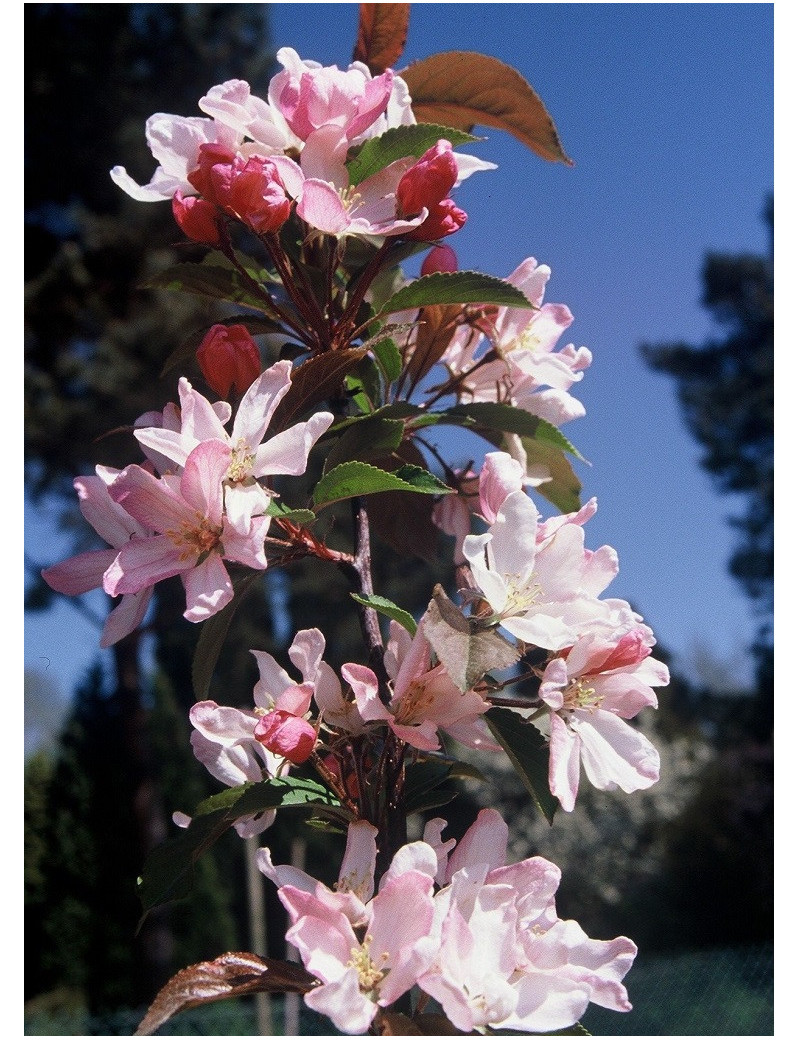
[540,630,668,810]
[342,620,500,752]
[171,190,221,244]
[103,439,269,622]
[188,699,282,838]
[463,484,622,650]
[416,809,637,1033]
[134,361,333,534]
[258,821,439,1034]
[195,323,262,399]
[41,467,154,647]
[441,257,592,429]
[187,145,293,233]
[110,111,242,202]
[421,243,459,275]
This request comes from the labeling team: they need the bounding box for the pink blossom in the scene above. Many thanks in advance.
[188,145,292,233]
[188,699,283,838]
[133,361,333,534]
[272,48,395,145]
[258,821,438,1034]
[42,467,154,647]
[341,621,499,752]
[395,140,468,241]
[417,809,638,1033]
[293,157,431,240]
[110,112,241,202]
[254,710,316,764]
[540,631,667,810]
[440,257,591,431]
[103,440,269,622]
[421,243,459,275]
[463,489,622,651]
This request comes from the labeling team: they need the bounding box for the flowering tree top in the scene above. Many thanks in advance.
[42,5,665,1035]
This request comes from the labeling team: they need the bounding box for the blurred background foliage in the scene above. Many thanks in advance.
[24,3,772,1034]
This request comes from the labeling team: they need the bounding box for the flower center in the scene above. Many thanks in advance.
[394,677,435,724]
[563,678,604,712]
[502,572,542,617]
[347,935,389,998]
[227,439,256,484]
[166,514,222,561]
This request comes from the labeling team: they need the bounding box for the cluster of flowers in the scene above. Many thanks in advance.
[41,37,670,1035]
[185,444,665,826]
[257,809,637,1034]
[111,47,490,243]
[43,358,333,642]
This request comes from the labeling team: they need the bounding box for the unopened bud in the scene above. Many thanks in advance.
[254,710,316,765]
[196,324,261,398]
[172,192,221,245]
[421,244,459,276]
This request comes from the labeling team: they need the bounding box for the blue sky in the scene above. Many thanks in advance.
[24,2,774,714]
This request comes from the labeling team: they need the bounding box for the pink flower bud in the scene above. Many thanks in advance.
[421,244,459,276]
[215,157,292,234]
[172,192,221,245]
[396,140,458,217]
[196,324,261,398]
[187,143,237,201]
[407,197,467,242]
[254,710,316,765]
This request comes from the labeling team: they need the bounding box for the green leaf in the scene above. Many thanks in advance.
[372,337,404,385]
[323,415,405,473]
[143,262,279,316]
[138,778,341,919]
[485,706,559,824]
[383,271,532,313]
[265,501,317,525]
[350,593,417,636]
[312,461,451,509]
[405,758,457,814]
[446,403,585,460]
[347,123,477,185]
[517,435,583,514]
[192,572,261,700]
[422,586,520,692]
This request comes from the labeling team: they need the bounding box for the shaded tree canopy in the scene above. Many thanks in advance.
[643,198,773,704]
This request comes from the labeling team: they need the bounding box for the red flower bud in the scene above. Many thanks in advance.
[254,710,316,765]
[196,324,261,398]
[172,191,221,245]
[396,140,458,217]
[407,197,467,242]
[421,244,459,276]
[187,143,237,201]
[216,157,292,234]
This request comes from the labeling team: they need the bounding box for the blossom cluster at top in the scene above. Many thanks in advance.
[257,809,637,1034]
[111,48,493,242]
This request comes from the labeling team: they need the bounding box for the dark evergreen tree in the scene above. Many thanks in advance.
[642,198,773,732]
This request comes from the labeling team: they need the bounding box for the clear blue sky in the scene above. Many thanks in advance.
[25,2,774,715]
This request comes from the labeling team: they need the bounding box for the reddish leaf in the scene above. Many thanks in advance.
[365,441,441,559]
[353,3,411,74]
[400,303,463,394]
[403,51,573,166]
[377,1010,423,1034]
[270,348,369,432]
[135,952,318,1036]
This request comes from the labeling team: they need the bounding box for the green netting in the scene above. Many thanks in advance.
[24,943,773,1037]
